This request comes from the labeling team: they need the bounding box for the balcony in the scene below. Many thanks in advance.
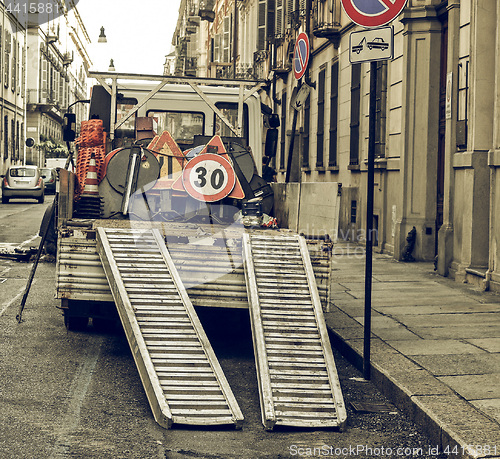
[208,62,233,79]
[185,57,198,77]
[313,0,341,45]
[27,89,63,119]
[198,0,215,22]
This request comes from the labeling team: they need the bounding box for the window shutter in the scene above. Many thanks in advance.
[267,0,275,40]
[11,37,16,91]
[258,0,266,51]
[329,61,339,166]
[40,56,47,99]
[214,33,220,62]
[316,67,326,167]
[223,16,230,62]
[286,0,295,28]
[275,0,284,38]
[4,31,11,88]
[299,0,306,16]
[349,63,361,165]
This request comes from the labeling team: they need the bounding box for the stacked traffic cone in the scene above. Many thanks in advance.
[75,119,106,199]
[74,153,103,219]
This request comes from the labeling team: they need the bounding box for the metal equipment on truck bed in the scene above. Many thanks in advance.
[51,72,346,430]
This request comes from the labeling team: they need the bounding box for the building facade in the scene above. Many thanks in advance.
[25,5,91,168]
[171,0,500,293]
[0,3,27,175]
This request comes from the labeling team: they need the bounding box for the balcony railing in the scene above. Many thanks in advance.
[27,89,61,107]
[313,0,341,42]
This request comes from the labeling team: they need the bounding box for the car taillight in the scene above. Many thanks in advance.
[37,178,43,187]
[3,177,7,186]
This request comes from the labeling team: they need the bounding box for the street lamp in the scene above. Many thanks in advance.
[98,26,107,43]
[108,59,115,71]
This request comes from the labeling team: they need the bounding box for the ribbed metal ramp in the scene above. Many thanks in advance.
[243,232,347,430]
[96,227,243,429]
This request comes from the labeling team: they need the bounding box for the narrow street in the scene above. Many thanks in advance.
[0,202,439,458]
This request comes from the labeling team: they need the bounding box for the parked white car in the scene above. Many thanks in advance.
[1,165,45,204]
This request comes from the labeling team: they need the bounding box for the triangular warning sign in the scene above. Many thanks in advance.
[171,135,245,199]
[148,131,188,190]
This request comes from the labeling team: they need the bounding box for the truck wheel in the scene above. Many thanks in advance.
[64,313,89,331]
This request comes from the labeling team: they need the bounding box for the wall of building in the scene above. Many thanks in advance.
[0,6,26,176]
[171,0,500,291]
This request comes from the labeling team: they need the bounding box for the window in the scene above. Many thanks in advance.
[40,55,48,100]
[302,94,310,167]
[10,119,14,159]
[267,0,275,41]
[329,61,339,167]
[10,167,35,177]
[222,16,231,63]
[258,0,266,51]
[275,0,285,38]
[15,121,19,161]
[214,102,249,144]
[11,37,16,92]
[351,200,357,223]
[147,110,205,146]
[4,31,10,89]
[375,62,387,158]
[279,91,287,170]
[316,67,326,167]
[349,63,361,165]
[4,116,8,159]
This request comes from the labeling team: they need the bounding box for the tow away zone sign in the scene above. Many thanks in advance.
[349,26,394,63]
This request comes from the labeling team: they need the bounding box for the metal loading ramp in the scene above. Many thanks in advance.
[96,227,244,429]
[242,233,347,430]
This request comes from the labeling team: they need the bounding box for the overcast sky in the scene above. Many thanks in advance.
[76,0,182,75]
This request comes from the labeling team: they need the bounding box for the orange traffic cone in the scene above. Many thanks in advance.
[81,153,99,196]
[74,153,103,219]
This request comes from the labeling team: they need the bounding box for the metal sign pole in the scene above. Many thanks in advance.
[363,60,377,380]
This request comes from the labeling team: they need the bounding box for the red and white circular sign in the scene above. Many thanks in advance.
[341,0,407,28]
[182,153,236,202]
[294,32,310,80]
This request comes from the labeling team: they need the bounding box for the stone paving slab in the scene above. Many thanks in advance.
[411,354,500,376]
[326,245,500,459]
[414,325,500,340]
[438,374,500,400]
[467,338,500,353]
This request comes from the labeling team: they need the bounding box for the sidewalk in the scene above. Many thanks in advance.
[324,242,500,459]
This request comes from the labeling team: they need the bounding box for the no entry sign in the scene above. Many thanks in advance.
[293,32,310,80]
[182,153,236,202]
[341,0,407,28]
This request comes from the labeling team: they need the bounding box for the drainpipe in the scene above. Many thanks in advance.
[232,0,238,78]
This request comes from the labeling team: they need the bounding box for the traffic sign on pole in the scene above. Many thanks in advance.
[349,26,394,63]
[293,32,310,80]
[341,0,407,28]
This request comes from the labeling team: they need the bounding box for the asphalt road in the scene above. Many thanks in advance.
[0,201,438,459]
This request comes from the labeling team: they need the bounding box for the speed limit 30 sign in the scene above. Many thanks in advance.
[182,153,236,202]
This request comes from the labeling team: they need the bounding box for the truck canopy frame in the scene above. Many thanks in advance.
[88,71,268,140]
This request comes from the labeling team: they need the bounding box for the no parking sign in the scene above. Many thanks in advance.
[341,0,407,28]
[293,33,310,80]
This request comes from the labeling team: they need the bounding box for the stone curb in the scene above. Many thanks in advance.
[326,310,500,459]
